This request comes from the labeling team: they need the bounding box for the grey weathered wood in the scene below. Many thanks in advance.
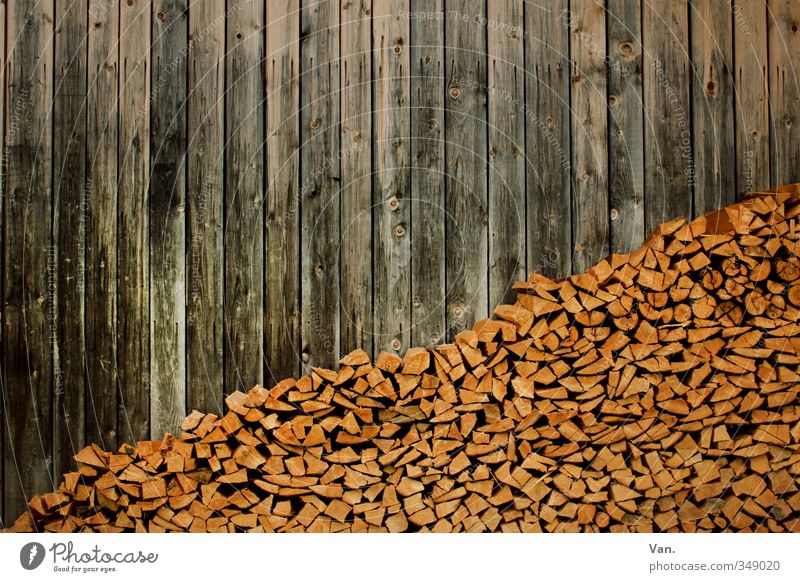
[187,0,224,413]
[53,0,87,483]
[732,0,769,194]
[373,0,411,355]
[690,0,736,213]
[118,0,151,443]
[768,0,800,185]
[524,0,571,278]
[445,0,488,338]
[266,0,301,382]
[86,0,119,449]
[225,1,264,391]
[3,0,55,525]
[150,0,187,435]
[410,0,446,346]
[643,0,692,231]
[607,0,644,253]
[300,0,341,369]
[487,0,525,306]
[340,0,373,358]
[0,0,5,526]
[569,0,609,274]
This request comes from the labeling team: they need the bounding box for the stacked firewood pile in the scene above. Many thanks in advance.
[8,186,800,533]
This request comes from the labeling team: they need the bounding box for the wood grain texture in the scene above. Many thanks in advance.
[118,0,151,443]
[373,0,411,356]
[690,0,736,213]
[225,0,264,392]
[445,0,489,339]
[768,0,800,185]
[86,0,118,450]
[524,0,571,278]
[487,0,525,307]
[53,0,88,483]
[187,0,224,414]
[607,0,644,253]
[339,0,373,358]
[150,0,187,436]
[300,0,341,369]
[0,0,5,526]
[410,0,446,347]
[643,0,692,231]
[570,0,609,274]
[733,0,770,194]
[3,0,55,524]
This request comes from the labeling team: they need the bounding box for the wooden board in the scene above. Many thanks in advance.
[607,0,644,253]
[690,0,736,213]
[150,0,187,436]
[445,0,489,338]
[53,0,88,484]
[373,0,411,356]
[118,0,151,443]
[524,0,571,278]
[300,0,341,368]
[410,0,446,347]
[0,0,5,526]
[187,0,225,413]
[3,0,55,523]
[339,0,373,358]
[487,0,525,307]
[225,0,264,392]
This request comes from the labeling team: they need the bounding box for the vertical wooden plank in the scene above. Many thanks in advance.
[732,0,769,194]
[444,0,488,339]
[225,1,264,391]
[0,0,6,526]
[3,0,55,524]
[524,1,571,278]
[300,0,340,368]
[768,0,800,185]
[187,0,224,411]
[607,0,644,253]
[487,0,525,306]
[643,0,692,231]
[118,0,151,443]
[569,0,608,274]
[373,0,410,356]
[690,0,736,213]
[410,0,446,346]
[86,0,118,448]
[53,0,87,482]
[340,0,373,358]
[150,0,187,435]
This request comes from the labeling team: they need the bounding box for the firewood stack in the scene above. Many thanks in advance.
[8,186,800,533]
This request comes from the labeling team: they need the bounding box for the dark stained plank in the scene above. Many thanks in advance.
[410,0,446,346]
[86,0,119,449]
[340,0,373,358]
[569,0,609,274]
[607,0,644,253]
[187,0,224,413]
[150,0,187,435]
[444,0,488,338]
[373,0,411,355]
[225,0,265,391]
[118,0,151,443]
[0,0,5,526]
[768,0,800,185]
[732,0,769,194]
[300,0,341,369]
[690,0,736,213]
[53,0,87,483]
[3,0,55,525]
[487,0,525,306]
[524,0,571,278]
[643,0,692,231]
[266,0,302,383]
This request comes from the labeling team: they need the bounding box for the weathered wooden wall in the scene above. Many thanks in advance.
[1,0,798,523]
